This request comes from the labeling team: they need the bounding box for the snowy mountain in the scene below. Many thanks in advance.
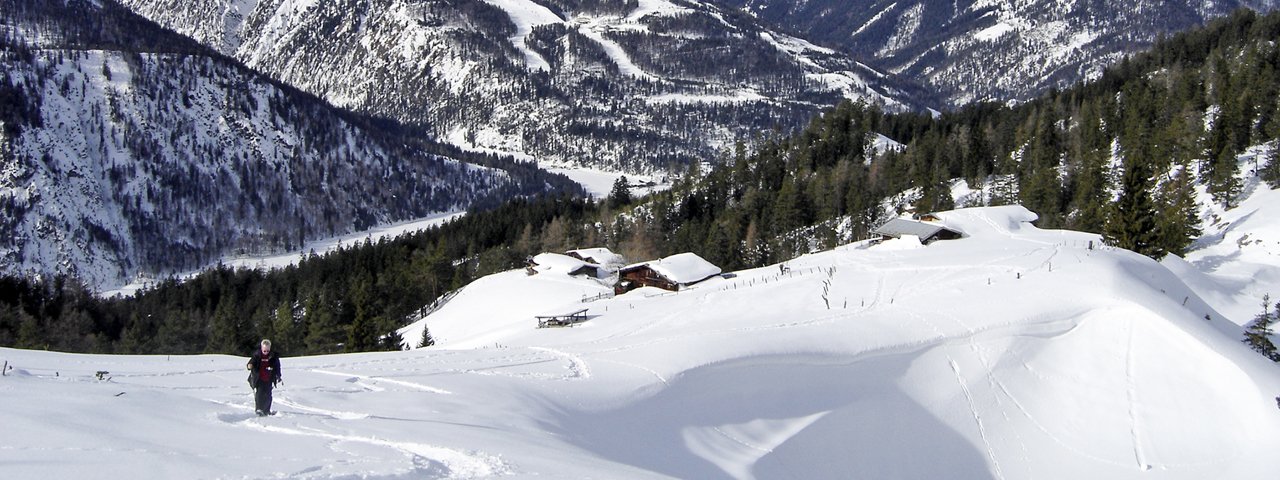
[726,0,1280,107]
[0,0,577,290]
[4,204,1279,478]
[113,0,920,172]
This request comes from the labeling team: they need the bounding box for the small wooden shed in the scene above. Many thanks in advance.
[615,252,721,294]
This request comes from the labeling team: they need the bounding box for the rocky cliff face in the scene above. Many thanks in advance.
[728,0,1280,107]
[115,0,920,172]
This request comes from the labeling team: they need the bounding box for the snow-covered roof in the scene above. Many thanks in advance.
[873,218,962,241]
[565,248,623,266]
[624,252,721,285]
[530,253,588,274]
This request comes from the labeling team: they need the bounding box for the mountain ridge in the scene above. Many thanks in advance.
[0,0,580,290]
[725,0,1280,107]
[114,0,925,172]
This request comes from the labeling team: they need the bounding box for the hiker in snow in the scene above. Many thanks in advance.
[246,339,282,416]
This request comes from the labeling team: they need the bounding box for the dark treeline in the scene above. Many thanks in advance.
[5,9,1280,356]
[0,194,598,356]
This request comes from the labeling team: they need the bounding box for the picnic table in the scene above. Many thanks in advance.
[536,308,589,328]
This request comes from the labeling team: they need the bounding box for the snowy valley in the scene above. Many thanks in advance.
[0,0,577,289]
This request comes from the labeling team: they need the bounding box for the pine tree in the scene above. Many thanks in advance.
[1154,164,1203,256]
[1262,143,1280,188]
[303,294,343,354]
[1207,144,1242,207]
[417,325,435,348]
[346,310,376,353]
[1105,158,1163,258]
[607,175,632,209]
[1243,294,1280,362]
[272,301,296,355]
[208,298,251,354]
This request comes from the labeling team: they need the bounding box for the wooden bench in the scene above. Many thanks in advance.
[536,308,589,328]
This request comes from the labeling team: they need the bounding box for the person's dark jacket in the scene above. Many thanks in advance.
[246,350,282,389]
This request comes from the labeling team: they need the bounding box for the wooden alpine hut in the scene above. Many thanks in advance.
[615,252,721,294]
[872,217,964,244]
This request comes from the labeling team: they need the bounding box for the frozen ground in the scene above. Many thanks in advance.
[5,203,1280,479]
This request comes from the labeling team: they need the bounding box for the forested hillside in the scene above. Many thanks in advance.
[4,9,1280,356]
[0,0,580,289]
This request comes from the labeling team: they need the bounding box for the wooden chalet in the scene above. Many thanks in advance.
[615,252,721,294]
[872,217,964,244]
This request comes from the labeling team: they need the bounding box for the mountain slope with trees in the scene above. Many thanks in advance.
[724,0,1280,107]
[113,0,921,172]
[0,0,581,290]
[4,8,1280,358]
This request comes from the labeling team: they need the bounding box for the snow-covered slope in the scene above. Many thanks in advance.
[114,0,918,172]
[1169,146,1280,327]
[729,0,1280,107]
[7,205,1277,479]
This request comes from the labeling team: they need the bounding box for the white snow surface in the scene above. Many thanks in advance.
[6,205,1280,479]
[480,0,562,72]
[1173,146,1280,327]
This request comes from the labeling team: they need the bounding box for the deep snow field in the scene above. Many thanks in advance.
[4,201,1280,478]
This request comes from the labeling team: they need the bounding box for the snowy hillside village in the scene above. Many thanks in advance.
[5,179,1280,478]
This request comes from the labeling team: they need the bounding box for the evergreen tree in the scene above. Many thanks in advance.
[272,301,296,355]
[1243,294,1280,362]
[208,297,252,354]
[1154,164,1203,256]
[303,294,343,354]
[418,325,435,348]
[1105,158,1163,258]
[1262,143,1280,188]
[15,308,42,350]
[607,175,633,209]
[346,310,376,352]
[1207,144,1243,207]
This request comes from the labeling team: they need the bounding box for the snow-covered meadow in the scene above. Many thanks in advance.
[4,203,1279,479]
